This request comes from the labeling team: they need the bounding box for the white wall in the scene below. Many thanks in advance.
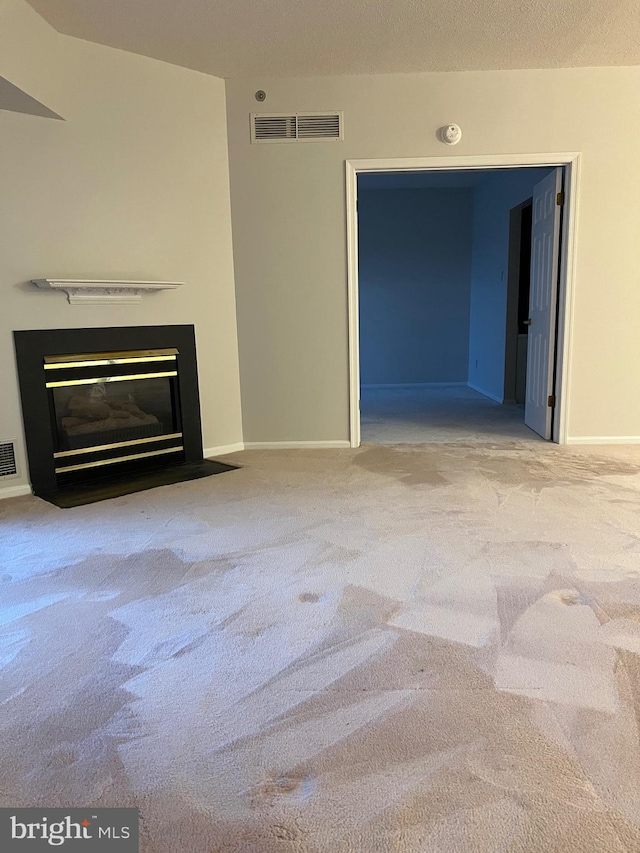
[358,188,473,386]
[226,67,640,443]
[1,0,243,494]
[467,168,551,402]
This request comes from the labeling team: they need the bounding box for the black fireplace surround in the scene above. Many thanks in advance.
[14,325,235,507]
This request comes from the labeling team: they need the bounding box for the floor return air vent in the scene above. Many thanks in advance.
[0,441,18,478]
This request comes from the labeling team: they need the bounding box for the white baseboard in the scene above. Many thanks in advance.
[0,483,32,501]
[565,436,640,446]
[361,382,467,390]
[467,382,504,404]
[203,442,245,457]
[244,441,351,450]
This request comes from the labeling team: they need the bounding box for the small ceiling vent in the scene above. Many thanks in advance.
[0,441,18,478]
[251,111,343,143]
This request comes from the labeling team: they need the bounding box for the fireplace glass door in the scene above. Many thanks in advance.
[44,348,184,481]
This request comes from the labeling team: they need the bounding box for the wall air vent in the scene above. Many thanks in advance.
[251,112,343,143]
[0,441,18,478]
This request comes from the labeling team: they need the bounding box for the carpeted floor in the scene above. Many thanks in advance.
[361,383,538,444]
[1,439,640,851]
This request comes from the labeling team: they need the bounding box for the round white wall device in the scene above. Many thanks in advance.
[439,124,462,145]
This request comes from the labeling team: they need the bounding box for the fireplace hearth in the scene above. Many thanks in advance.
[14,325,236,507]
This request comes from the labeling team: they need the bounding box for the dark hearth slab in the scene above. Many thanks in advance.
[36,459,239,508]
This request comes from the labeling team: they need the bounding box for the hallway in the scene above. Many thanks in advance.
[360,383,543,444]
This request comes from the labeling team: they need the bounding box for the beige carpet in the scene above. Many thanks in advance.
[2,440,640,852]
[360,384,537,444]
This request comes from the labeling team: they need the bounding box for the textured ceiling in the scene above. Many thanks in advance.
[25,0,640,78]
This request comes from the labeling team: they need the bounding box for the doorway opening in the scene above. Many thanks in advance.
[346,154,579,447]
[504,198,534,407]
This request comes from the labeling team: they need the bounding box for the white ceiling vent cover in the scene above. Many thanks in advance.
[251,112,343,143]
[0,441,18,478]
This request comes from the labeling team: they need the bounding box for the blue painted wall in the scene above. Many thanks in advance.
[358,188,474,385]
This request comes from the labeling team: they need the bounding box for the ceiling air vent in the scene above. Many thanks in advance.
[251,111,343,144]
[0,441,18,478]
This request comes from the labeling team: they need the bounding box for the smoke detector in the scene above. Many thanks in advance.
[438,124,462,145]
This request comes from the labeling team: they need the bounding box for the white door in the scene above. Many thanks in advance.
[524,168,563,439]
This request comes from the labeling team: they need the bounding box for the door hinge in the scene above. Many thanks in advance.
[547,395,556,407]
[556,191,565,206]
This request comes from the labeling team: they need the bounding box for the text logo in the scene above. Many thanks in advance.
[1,809,138,851]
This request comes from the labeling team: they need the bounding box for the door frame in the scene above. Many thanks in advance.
[346,153,581,447]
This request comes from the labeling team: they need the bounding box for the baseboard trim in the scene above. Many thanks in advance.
[244,441,351,450]
[565,436,640,446]
[361,382,467,390]
[0,483,32,501]
[203,442,245,457]
[467,382,504,404]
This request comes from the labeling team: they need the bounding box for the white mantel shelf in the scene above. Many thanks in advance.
[32,279,184,305]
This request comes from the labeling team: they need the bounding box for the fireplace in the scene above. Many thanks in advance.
[45,347,183,479]
[14,325,235,506]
